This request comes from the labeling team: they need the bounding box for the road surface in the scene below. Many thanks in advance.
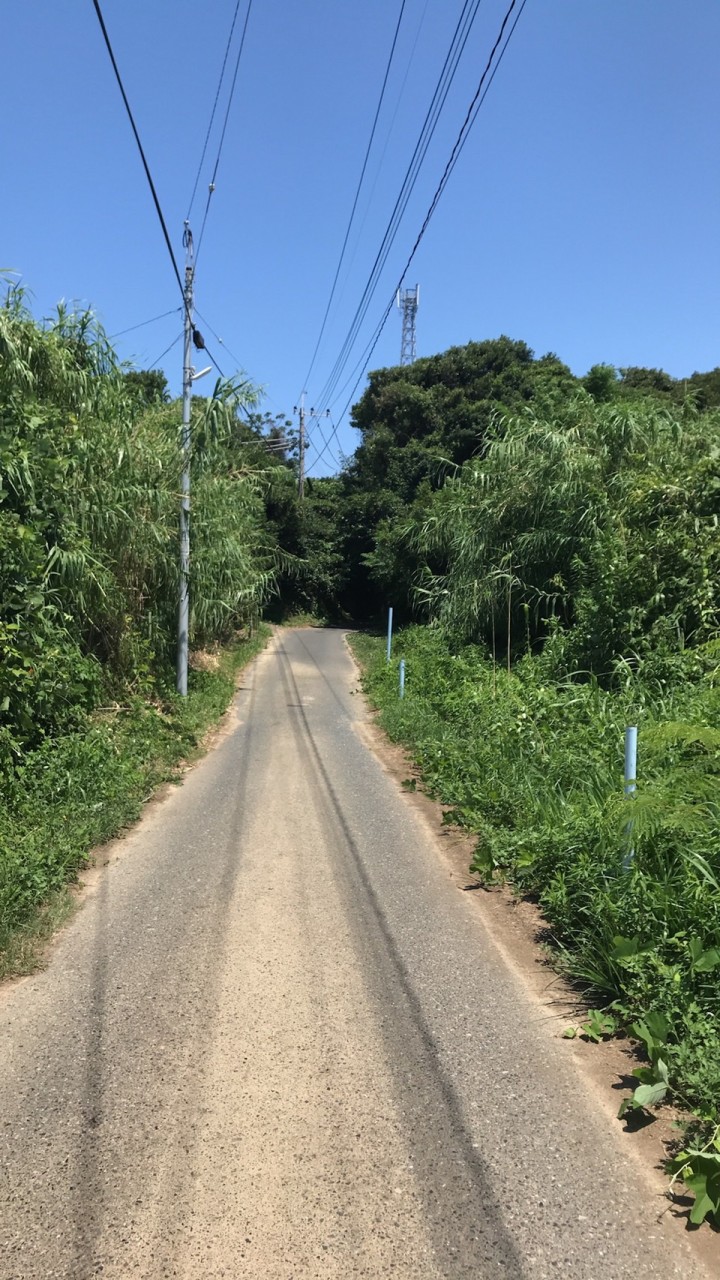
[0,629,710,1278]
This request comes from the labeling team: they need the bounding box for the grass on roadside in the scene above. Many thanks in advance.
[349,629,720,1166]
[0,626,270,980]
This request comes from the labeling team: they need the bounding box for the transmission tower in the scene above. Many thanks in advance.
[397,284,419,365]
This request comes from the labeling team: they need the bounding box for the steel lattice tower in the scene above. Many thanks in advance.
[397,284,419,364]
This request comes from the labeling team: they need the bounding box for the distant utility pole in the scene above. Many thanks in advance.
[397,284,419,364]
[176,222,212,696]
[397,284,420,365]
[294,392,313,499]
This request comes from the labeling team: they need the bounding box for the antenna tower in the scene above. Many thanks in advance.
[397,284,419,365]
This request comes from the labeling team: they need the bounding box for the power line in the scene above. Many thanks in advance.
[110,307,180,338]
[91,0,186,301]
[341,0,432,288]
[305,414,343,475]
[196,0,254,261]
[313,0,484,412]
[194,308,244,370]
[304,410,335,462]
[316,0,480,410]
[92,2,228,384]
[187,0,244,221]
[148,332,182,371]
[332,0,529,434]
[300,0,408,395]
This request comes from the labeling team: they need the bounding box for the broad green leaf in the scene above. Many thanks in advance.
[632,1081,667,1108]
[693,948,720,973]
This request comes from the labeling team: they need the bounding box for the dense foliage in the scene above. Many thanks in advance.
[0,289,280,946]
[297,337,720,627]
[354,629,720,1120]
[0,289,276,767]
[412,395,720,674]
[333,336,719,1218]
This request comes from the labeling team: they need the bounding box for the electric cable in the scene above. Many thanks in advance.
[305,413,343,474]
[91,0,186,301]
[92,2,228,384]
[110,307,180,339]
[339,0,432,291]
[331,0,529,437]
[187,0,244,221]
[194,308,244,371]
[195,0,254,262]
[300,0,408,395]
[312,0,484,412]
[316,0,480,410]
[148,333,182,371]
[300,407,336,466]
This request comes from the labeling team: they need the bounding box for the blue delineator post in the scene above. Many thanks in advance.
[623,725,638,870]
[399,659,406,699]
[386,607,393,664]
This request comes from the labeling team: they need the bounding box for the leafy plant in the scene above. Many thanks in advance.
[563,1009,617,1042]
[669,1124,720,1226]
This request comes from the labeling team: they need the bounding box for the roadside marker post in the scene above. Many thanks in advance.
[386,607,393,664]
[399,659,406,699]
[623,725,638,871]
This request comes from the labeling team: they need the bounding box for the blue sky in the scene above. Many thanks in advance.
[4,1,719,474]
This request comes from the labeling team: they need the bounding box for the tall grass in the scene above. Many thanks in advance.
[354,626,720,1117]
[0,288,277,767]
[0,289,279,963]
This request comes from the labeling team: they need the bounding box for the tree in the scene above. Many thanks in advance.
[123,369,170,406]
[583,364,618,402]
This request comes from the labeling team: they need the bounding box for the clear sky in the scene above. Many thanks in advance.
[4,1,719,474]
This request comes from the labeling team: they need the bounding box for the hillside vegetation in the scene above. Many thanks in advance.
[301,338,719,1218]
[0,289,284,963]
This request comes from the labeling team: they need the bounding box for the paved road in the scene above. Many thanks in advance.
[0,630,710,1278]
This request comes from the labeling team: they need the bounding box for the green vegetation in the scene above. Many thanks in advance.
[352,628,719,1124]
[0,286,278,970]
[0,628,268,978]
[335,337,719,1221]
[3,281,719,1217]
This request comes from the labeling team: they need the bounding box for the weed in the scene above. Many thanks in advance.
[350,626,720,1222]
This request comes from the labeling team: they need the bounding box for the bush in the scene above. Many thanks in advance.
[353,626,720,1118]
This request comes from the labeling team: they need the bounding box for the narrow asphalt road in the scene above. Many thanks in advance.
[0,629,710,1278]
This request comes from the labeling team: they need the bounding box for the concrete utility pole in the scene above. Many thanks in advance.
[298,394,306,499]
[294,393,313,499]
[397,284,420,365]
[176,224,194,696]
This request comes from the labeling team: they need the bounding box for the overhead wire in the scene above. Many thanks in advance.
[194,308,244,370]
[187,0,244,221]
[310,0,528,473]
[110,307,180,338]
[195,0,254,262]
[300,0,408,395]
[91,1,229,382]
[301,406,338,467]
[305,413,343,474]
[91,0,185,300]
[148,332,182,371]
[332,0,529,437]
[338,0,432,293]
[316,0,481,410]
[312,0,484,413]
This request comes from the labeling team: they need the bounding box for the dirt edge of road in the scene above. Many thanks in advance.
[344,635,719,1272]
